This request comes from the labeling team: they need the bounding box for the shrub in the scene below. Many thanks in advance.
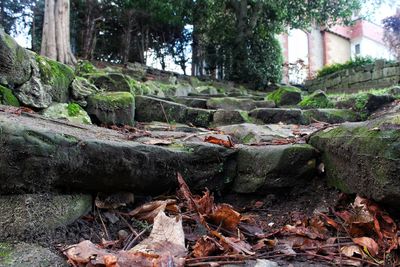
[316,57,391,78]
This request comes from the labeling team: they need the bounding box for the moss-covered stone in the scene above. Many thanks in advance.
[75,60,97,76]
[0,85,20,106]
[212,110,247,126]
[206,97,257,111]
[135,95,187,123]
[86,72,133,93]
[42,103,92,125]
[265,86,302,106]
[86,91,135,125]
[35,54,75,102]
[195,85,219,95]
[299,90,333,109]
[0,28,31,86]
[70,76,99,106]
[186,108,214,127]
[309,113,400,207]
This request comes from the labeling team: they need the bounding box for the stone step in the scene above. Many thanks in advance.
[309,112,400,209]
[250,108,360,125]
[136,96,361,127]
[135,95,215,127]
[0,108,318,197]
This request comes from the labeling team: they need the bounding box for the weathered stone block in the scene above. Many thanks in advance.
[87,91,135,126]
[233,144,317,193]
[383,67,400,77]
[372,69,383,80]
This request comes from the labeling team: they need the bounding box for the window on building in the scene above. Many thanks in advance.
[355,44,360,55]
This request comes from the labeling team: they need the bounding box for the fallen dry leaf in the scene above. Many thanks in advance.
[352,237,379,257]
[204,136,234,148]
[128,199,178,223]
[341,245,363,257]
[209,204,241,232]
[64,211,187,266]
[192,236,221,257]
[195,189,214,215]
[131,211,186,260]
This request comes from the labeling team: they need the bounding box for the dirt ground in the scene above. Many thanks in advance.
[18,175,345,266]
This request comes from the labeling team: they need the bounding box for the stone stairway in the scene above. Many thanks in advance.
[133,93,360,128]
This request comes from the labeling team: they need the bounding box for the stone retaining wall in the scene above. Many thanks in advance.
[305,60,400,93]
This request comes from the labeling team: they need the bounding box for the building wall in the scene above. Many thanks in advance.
[305,61,400,93]
[309,28,324,76]
[324,32,351,65]
[350,36,395,60]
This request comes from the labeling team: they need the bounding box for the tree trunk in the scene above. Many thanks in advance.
[41,0,76,65]
[122,9,134,64]
[230,0,248,81]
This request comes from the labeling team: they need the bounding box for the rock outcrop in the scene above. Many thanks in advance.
[0,28,31,87]
[309,113,400,206]
[0,109,236,195]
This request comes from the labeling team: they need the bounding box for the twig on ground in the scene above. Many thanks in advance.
[123,224,153,250]
[97,208,110,240]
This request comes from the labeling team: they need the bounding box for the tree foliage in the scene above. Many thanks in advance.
[1,0,367,86]
[383,13,400,60]
[192,0,363,87]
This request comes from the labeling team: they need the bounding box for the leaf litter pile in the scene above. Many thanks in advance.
[63,174,400,266]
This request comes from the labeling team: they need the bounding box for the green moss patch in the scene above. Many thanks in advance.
[0,243,12,264]
[67,103,81,117]
[75,60,97,76]
[35,54,75,90]
[0,85,20,106]
[265,86,301,105]
[42,103,92,125]
[299,91,333,109]
[89,92,134,108]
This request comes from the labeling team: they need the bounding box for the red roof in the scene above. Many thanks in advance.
[326,20,385,45]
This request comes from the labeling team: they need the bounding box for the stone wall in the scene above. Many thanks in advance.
[305,60,400,93]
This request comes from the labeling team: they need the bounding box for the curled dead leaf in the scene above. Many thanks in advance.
[341,245,363,257]
[209,204,241,232]
[192,236,221,257]
[128,199,177,223]
[352,237,379,257]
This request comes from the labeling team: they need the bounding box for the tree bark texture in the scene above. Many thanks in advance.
[41,0,76,65]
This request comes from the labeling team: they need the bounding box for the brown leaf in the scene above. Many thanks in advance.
[128,199,177,223]
[341,245,363,257]
[196,189,214,215]
[192,236,221,257]
[317,212,340,230]
[131,211,187,260]
[252,238,278,251]
[281,224,325,240]
[64,212,187,266]
[211,230,255,255]
[204,136,234,148]
[209,204,241,232]
[352,237,379,257]
[177,173,198,211]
